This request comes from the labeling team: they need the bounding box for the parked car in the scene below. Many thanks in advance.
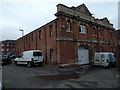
[7,52,15,59]
[14,50,44,67]
[0,55,11,66]
[93,52,116,67]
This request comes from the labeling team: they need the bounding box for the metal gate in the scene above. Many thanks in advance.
[78,46,89,65]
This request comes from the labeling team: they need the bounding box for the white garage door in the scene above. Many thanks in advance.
[78,46,89,65]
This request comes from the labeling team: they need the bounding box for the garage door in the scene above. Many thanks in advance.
[78,46,89,65]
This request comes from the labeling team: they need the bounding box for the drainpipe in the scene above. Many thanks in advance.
[45,27,47,64]
[55,19,58,64]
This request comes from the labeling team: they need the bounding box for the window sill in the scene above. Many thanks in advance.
[80,32,87,35]
[92,35,103,38]
[66,31,73,33]
[50,35,53,37]
[92,35,97,37]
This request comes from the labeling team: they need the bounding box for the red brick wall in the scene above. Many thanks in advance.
[16,20,57,64]
[56,16,118,64]
[2,45,15,55]
[16,15,118,65]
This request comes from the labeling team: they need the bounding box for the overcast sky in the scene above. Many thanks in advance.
[0,0,119,41]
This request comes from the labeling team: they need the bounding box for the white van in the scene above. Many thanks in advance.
[93,52,116,67]
[14,50,44,67]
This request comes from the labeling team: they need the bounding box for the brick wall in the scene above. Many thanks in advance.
[15,4,118,65]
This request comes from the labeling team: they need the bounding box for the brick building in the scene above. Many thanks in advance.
[0,40,16,55]
[16,4,118,66]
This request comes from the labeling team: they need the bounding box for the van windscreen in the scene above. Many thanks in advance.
[100,54,105,59]
[109,54,114,60]
[33,52,42,56]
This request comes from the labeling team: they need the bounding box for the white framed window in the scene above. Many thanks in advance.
[66,20,71,32]
[49,25,53,36]
[7,44,9,46]
[79,24,87,34]
[39,30,42,40]
[7,49,9,51]
[13,49,15,51]
[1,49,4,51]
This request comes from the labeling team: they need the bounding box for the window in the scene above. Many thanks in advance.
[66,20,71,32]
[50,49,53,61]
[93,26,97,36]
[100,54,105,59]
[94,46,97,53]
[110,32,113,38]
[98,28,102,37]
[79,24,87,34]
[49,25,53,36]
[109,54,114,61]
[33,52,42,56]
[26,37,28,44]
[7,44,9,46]
[31,34,33,42]
[7,49,9,51]
[1,49,4,51]
[13,49,15,51]
[1,44,4,46]
[22,38,23,44]
[39,30,42,39]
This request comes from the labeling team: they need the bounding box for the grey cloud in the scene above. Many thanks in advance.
[0,1,118,40]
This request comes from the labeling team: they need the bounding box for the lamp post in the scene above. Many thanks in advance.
[19,29,24,37]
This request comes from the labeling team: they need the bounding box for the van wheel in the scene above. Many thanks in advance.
[108,63,112,68]
[39,62,42,66]
[27,62,32,67]
[15,61,18,66]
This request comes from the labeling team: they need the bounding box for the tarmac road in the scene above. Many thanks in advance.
[2,63,118,89]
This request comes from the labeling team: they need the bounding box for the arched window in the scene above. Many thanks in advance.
[49,25,53,36]
[39,30,42,40]
[66,20,71,32]
[50,49,53,61]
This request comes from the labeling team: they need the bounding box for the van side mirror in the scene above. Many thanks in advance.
[18,56,20,58]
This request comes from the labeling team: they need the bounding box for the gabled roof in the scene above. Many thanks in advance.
[75,4,92,16]
[100,17,110,23]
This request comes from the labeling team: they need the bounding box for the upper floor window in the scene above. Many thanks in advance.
[110,31,113,38]
[49,25,53,36]
[66,20,71,32]
[79,24,87,34]
[31,34,33,42]
[39,30,42,40]
[7,44,9,46]
[1,49,4,51]
[7,49,9,51]
[26,37,28,44]
[1,44,4,46]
